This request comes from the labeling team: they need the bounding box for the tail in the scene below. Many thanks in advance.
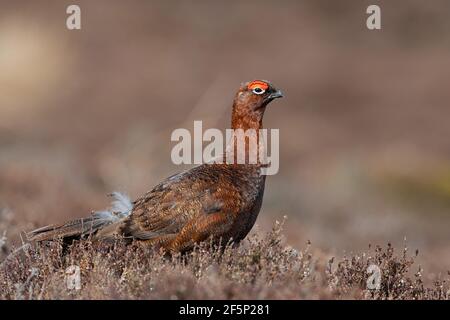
[26,192,133,242]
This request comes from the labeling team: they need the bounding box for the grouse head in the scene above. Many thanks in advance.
[232,80,283,130]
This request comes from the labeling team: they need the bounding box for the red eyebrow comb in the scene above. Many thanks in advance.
[247,80,269,91]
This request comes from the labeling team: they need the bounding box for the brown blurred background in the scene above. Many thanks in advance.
[1,1,449,275]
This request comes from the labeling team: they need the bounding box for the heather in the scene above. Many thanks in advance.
[1,220,448,299]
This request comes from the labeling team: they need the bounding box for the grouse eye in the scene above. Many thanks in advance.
[252,87,265,95]
[247,80,269,95]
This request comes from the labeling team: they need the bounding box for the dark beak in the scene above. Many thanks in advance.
[268,90,283,100]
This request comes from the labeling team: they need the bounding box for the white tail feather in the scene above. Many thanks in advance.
[93,192,133,223]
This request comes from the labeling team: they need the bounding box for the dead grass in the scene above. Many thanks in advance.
[0,220,448,300]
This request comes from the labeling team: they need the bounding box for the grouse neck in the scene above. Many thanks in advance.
[226,125,266,167]
[231,111,263,131]
[224,100,267,166]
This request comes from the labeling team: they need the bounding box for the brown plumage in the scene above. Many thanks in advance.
[27,80,283,253]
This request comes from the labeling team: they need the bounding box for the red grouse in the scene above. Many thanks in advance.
[27,80,283,253]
